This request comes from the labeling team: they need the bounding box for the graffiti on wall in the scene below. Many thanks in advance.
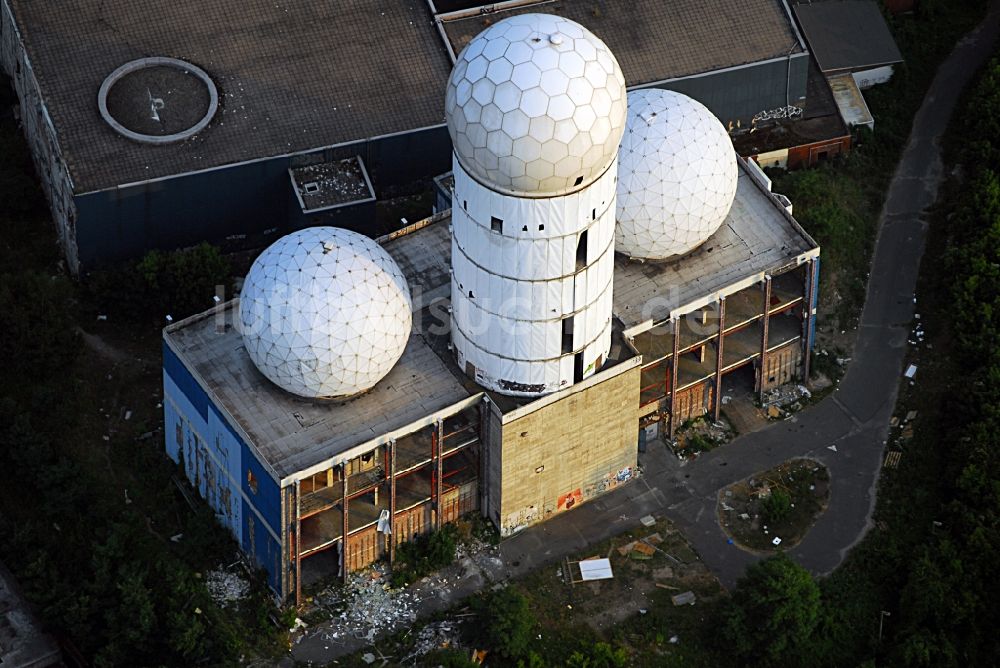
[557,488,582,511]
[502,505,540,537]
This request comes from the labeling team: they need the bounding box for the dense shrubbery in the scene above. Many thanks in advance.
[84,242,231,322]
[771,0,988,328]
[760,488,792,526]
[878,55,1000,668]
[0,76,284,665]
[391,524,459,587]
[722,554,821,667]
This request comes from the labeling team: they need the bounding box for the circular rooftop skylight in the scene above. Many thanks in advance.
[616,89,738,260]
[445,13,627,197]
[98,57,218,144]
[239,227,412,400]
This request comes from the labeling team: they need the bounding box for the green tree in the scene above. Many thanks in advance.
[722,554,821,666]
[475,588,536,659]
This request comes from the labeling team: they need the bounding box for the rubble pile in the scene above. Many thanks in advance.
[327,568,419,642]
[204,569,250,608]
[402,620,465,662]
[763,384,812,416]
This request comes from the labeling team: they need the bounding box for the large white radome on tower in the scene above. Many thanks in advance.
[445,13,627,197]
[447,14,624,396]
[239,227,412,400]
[616,89,738,260]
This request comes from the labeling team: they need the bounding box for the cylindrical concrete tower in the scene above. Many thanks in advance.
[445,13,627,397]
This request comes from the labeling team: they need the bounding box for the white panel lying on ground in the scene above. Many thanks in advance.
[579,558,614,581]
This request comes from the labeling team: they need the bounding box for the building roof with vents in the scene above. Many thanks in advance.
[7,0,806,194]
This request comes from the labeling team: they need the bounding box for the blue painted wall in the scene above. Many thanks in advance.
[162,340,284,594]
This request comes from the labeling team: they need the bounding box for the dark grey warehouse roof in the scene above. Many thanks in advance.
[439,0,805,85]
[792,0,903,73]
[8,0,453,194]
[9,0,804,194]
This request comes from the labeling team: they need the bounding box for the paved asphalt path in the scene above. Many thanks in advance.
[291,8,1000,662]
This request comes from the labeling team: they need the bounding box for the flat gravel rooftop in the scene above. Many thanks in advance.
[7,0,452,193]
[9,0,803,194]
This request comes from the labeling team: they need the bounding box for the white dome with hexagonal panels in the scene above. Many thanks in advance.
[445,13,627,197]
[616,89,738,260]
[238,227,412,400]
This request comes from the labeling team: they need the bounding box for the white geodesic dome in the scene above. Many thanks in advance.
[445,13,627,197]
[616,89,738,260]
[238,227,412,400]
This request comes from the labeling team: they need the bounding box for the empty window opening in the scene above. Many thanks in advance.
[561,317,574,355]
[574,176,584,186]
[468,290,475,298]
[538,224,545,231]
[463,200,468,210]
[591,208,596,220]
[522,225,528,232]
[576,230,588,270]
[574,352,584,383]
[491,216,503,233]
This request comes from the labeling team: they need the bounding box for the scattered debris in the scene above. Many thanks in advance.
[205,569,250,608]
[671,591,696,606]
[904,364,917,379]
[313,567,418,642]
[884,451,902,469]
[772,537,782,546]
[639,515,656,527]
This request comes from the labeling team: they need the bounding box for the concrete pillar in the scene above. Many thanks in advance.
[294,480,302,608]
[759,276,772,402]
[389,439,397,565]
[341,463,349,583]
[713,297,727,422]
[434,418,445,529]
[668,316,681,440]
[802,259,817,382]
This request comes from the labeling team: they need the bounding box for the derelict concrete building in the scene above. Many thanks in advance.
[162,156,819,602]
[2,0,823,272]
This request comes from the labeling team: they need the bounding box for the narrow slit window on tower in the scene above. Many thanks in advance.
[491,216,503,233]
[463,200,468,211]
[562,316,574,354]
[576,230,588,270]
[591,208,596,220]
[573,352,584,383]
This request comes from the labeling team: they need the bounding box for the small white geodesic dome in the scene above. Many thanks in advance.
[445,13,627,197]
[238,227,412,400]
[616,88,738,260]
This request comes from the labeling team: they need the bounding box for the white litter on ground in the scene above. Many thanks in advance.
[205,569,250,608]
